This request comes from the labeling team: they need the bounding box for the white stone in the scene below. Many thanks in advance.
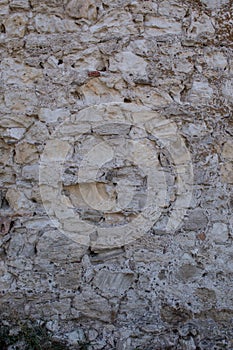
[15,142,38,164]
[66,330,85,345]
[200,0,230,9]
[22,164,39,181]
[188,80,213,103]
[222,79,233,101]
[109,51,147,78]
[4,127,26,141]
[145,15,182,35]
[205,51,228,69]
[158,0,187,18]
[39,108,70,123]
[187,13,215,38]
[211,223,229,243]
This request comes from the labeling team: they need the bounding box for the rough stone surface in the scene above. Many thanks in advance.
[0,0,233,349]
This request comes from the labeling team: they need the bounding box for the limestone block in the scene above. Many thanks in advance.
[0,141,12,165]
[144,15,182,35]
[15,142,38,164]
[73,290,112,322]
[222,79,233,101]
[9,0,30,10]
[6,188,33,213]
[158,0,187,18]
[109,51,147,79]
[135,87,173,107]
[5,13,27,38]
[35,14,78,34]
[93,270,134,296]
[205,51,228,69]
[184,208,208,231]
[173,53,194,73]
[0,0,8,14]
[0,261,13,290]
[187,13,215,38]
[0,114,33,129]
[66,329,85,345]
[55,263,82,290]
[222,141,233,160]
[90,11,137,38]
[2,58,43,85]
[66,0,97,20]
[35,230,87,263]
[38,108,70,123]
[176,264,202,281]
[22,164,39,181]
[25,121,49,144]
[211,223,229,243]
[35,299,71,319]
[3,127,26,142]
[200,0,230,9]
[78,79,122,105]
[221,162,233,184]
[4,88,38,113]
[188,80,213,103]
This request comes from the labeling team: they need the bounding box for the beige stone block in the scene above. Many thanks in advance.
[221,162,233,184]
[93,270,134,296]
[222,141,233,160]
[5,14,27,38]
[73,291,112,322]
[6,188,33,213]
[15,142,38,164]
[0,141,12,165]
[79,79,122,105]
[66,0,97,20]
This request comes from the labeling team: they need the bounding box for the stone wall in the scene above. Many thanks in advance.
[0,0,233,349]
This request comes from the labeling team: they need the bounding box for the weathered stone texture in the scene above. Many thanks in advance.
[0,0,233,349]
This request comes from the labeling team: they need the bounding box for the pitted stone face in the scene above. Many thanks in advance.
[39,103,193,250]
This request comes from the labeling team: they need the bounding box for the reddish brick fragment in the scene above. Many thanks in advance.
[197,232,206,241]
[88,71,100,77]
